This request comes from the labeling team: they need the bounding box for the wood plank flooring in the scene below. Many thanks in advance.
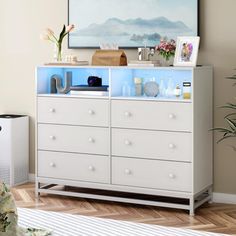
[12,183,236,235]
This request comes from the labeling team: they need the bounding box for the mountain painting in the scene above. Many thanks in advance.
[68,0,198,48]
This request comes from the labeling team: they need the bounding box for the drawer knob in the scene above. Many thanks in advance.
[50,162,56,167]
[124,140,132,146]
[50,135,56,140]
[88,109,95,115]
[88,137,95,143]
[124,111,132,117]
[169,113,175,119]
[88,165,95,171]
[124,169,132,175]
[168,143,175,149]
[49,108,56,113]
[169,173,176,179]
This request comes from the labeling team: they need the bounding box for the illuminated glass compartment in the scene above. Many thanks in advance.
[36,66,193,101]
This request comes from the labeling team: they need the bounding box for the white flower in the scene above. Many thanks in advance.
[40,33,50,41]
[45,28,54,36]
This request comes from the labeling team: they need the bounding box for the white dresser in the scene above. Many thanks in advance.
[36,66,213,215]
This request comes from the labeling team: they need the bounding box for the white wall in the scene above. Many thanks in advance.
[0,0,236,194]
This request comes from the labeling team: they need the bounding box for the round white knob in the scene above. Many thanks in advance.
[169,143,175,149]
[124,111,131,117]
[50,162,55,167]
[124,140,132,146]
[88,166,95,171]
[169,114,175,119]
[50,135,56,140]
[88,109,94,115]
[125,169,132,175]
[88,137,95,143]
[49,108,55,113]
[169,173,176,179]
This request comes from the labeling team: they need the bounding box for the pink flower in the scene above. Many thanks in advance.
[66,24,75,33]
[155,38,176,60]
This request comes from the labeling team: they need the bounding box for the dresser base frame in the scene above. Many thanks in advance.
[36,179,212,216]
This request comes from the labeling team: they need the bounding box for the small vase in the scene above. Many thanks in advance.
[161,57,172,67]
[54,43,63,62]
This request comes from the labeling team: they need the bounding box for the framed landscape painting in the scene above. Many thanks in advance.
[68,0,199,49]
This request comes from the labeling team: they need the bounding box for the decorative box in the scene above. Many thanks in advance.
[92,50,127,66]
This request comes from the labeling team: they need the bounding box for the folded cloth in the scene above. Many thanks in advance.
[0,182,51,236]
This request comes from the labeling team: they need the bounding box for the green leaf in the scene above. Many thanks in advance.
[217,134,235,143]
[211,127,233,133]
[224,113,236,119]
[226,76,236,80]
[221,103,236,110]
[59,25,66,42]
[225,117,236,130]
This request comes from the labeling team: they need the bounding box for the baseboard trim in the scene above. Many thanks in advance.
[26,175,236,205]
[213,192,236,204]
[28,173,35,182]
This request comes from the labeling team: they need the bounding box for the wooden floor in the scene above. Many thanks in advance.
[12,183,236,235]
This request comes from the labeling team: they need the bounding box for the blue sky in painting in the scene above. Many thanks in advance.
[69,0,198,33]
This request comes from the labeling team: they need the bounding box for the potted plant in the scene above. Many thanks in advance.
[214,72,236,145]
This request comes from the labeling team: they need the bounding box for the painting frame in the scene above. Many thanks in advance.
[173,36,200,67]
[68,0,200,49]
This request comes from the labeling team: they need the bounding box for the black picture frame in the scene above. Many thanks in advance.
[68,0,200,49]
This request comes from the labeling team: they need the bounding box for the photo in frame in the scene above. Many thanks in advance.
[68,0,199,49]
[174,36,200,67]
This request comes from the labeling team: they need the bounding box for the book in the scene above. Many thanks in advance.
[128,63,160,67]
[129,60,161,65]
[70,85,109,91]
[70,90,109,96]
[128,60,161,67]
[44,61,89,66]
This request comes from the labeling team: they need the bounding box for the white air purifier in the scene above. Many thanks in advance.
[0,114,29,186]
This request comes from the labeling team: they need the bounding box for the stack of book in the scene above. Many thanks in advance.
[70,85,109,96]
[128,60,161,67]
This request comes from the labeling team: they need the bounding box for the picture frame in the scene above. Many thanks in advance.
[174,36,200,67]
[68,0,199,49]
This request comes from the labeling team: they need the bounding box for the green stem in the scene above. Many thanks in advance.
[57,42,62,61]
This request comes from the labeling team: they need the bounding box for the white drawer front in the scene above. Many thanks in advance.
[111,100,192,132]
[38,124,109,155]
[112,157,192,192]
[38,151,109,184]
[112,129,192,162]
[38,97,109,126]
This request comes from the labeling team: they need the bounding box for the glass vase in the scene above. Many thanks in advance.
[160,57,173,67]
[54,43,63,62]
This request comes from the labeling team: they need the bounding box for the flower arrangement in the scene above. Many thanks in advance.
[40,24,75,61]
[155,38,176,62]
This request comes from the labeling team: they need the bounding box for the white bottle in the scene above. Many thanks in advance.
[166,78,174,97]
[122,81,131,97]
[159,79,166,97]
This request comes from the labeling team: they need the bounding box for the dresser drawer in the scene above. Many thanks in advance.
[112,129,192,162]
[38,124,109,155]
[38,97,109,126]
[111,100,192,132]
[112,157,192,192]
[38,151,109,184]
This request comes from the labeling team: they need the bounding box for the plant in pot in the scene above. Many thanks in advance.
[214,72,236,147]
